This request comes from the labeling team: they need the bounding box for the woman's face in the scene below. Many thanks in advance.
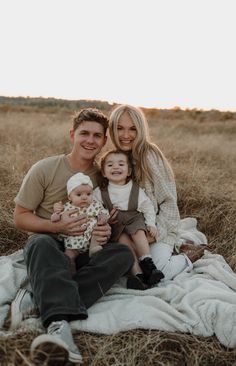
[117,112,137,151]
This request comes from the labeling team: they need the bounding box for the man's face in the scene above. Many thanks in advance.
[70,121,107,161]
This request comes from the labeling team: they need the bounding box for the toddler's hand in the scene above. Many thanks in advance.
[147,226,157,238]
[108,206,119,225]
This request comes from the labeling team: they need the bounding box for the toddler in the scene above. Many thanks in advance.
[94,149,164,290]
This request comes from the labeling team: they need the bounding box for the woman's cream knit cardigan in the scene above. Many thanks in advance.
[134,151,180,249]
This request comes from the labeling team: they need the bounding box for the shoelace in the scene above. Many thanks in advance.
[48,321,63,335]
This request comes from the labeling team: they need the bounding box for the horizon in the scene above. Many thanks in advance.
[1,94,235,113]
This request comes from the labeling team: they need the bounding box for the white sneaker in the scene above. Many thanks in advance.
[11,288,39,330]
[30,320,83,364]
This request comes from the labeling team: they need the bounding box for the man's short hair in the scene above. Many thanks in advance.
[73,108,109,134]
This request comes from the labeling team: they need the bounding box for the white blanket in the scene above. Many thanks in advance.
[1,249,236,348]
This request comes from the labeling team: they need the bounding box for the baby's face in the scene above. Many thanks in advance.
[69,184,93,208]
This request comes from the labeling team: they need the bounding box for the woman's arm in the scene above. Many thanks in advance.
[138,189,157,227]
[144,153,180,247]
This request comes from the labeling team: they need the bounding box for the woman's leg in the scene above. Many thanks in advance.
[150,242,193,280]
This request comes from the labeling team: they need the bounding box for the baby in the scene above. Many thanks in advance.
[51,172,109,274]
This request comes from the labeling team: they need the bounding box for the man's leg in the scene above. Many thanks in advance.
[13,238,134,324]
[24,234,88,326]
[22,234,87,363]
[74,242,134,308]
[13,237,133,364]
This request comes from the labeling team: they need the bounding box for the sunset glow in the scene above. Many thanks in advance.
[0,0,235,111]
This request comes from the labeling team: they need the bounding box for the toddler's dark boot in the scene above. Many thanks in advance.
[139,257,164,286]
[127,273,149,290]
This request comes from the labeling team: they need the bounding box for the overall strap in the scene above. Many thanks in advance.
[100,187,113,212]
[128,181,139,211]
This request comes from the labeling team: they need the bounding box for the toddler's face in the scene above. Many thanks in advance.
[103,153,131,185]
[69,184,93,208]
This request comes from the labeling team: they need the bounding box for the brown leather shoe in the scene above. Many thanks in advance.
[180,243,210,253]
[180,244,207,263]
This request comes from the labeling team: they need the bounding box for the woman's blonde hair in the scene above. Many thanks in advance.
[109,104,174,185]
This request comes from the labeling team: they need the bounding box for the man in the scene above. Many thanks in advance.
[12,108,134,364]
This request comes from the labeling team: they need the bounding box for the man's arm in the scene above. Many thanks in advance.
[14,204,87,236]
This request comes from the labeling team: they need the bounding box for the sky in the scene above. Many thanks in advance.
[0,0,235,111]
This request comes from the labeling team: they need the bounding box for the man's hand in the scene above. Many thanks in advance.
[56,210,88,236]
[92,222,111,245]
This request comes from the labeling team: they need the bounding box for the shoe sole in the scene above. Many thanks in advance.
[10,288,27,330]
[30,334,83,364]
[147,271,164,286]
[127,276,148,290]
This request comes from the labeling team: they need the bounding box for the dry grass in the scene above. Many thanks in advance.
[1,330,236,366]
[0,104,236,365]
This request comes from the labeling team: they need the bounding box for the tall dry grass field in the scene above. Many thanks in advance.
[0,103,236,365]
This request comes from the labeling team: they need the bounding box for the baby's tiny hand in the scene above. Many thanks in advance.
[53,201,64,214]
[97,212,109,225]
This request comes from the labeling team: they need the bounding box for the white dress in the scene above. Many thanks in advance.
[63,200,109,251]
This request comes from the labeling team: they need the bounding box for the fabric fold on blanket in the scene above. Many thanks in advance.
[70,252,236,348]
[0,250,27,328]
[1,249,236,348]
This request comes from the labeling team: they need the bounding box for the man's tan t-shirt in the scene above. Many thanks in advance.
[14,154,98,220]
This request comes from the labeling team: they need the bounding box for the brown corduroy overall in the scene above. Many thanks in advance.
[101,181,147,242]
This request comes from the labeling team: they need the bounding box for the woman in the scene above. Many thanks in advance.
[109,104,207,280]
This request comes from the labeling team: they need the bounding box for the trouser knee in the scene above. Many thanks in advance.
[105,242,134,273]
[24,234,65,272]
